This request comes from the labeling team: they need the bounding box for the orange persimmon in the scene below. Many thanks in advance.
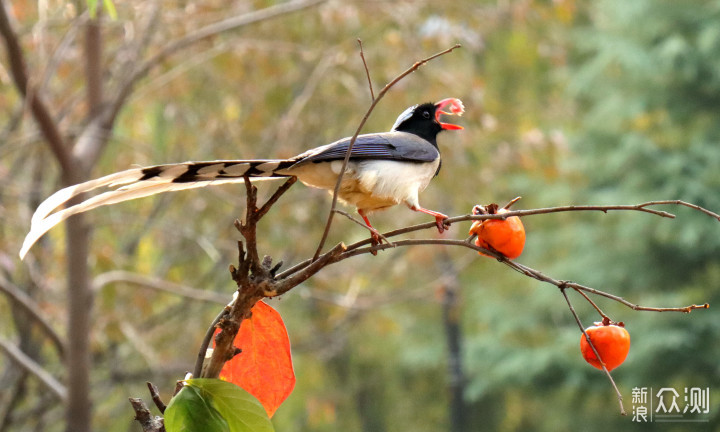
[469,208,525,259]
[580,322,631,371]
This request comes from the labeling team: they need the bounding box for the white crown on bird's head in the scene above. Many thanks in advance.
[391,104,419,131]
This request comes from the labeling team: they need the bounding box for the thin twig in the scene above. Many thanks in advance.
[283,237,711,316]
[273,242,347,296]
[357,39,374,100]
[111,0,329,123]
[0,337,67,402]
[93,270,228,304]
[282,200,719,295]
[0,275,65,358]
[193,308,229,379]
[573,287,610,321]
[240,176,261,270]
[256,177,297,220]
[638,200,720,221]
[559,287,626,415]
[339,199,720,253]
[146,382,167,414]
[128,398,165,432]
[0,3,74,179]
[333,209,393,246]
[562,281,709,313]
[478,204,676,220]
[312,43,462,260]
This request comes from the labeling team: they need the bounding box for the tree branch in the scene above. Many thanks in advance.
[357,39,374,100]
[129,398,165,432]
[200,178,297,378]
[193,309,229,378]
[147,382,167,414]
[0,274,65,358]
[110,0,329,121]
[0,337,67,402]
[559,287,626,415]
[0,2,73,179]
[277,200,716,319]
[93,270,228,304]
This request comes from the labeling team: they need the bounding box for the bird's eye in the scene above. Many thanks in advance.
[422,110,431,119]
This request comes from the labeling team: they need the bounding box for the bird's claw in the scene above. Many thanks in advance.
[434,215,450,234]
[369,232,380,256]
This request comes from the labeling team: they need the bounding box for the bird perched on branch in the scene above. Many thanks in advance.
[20,98,464,258]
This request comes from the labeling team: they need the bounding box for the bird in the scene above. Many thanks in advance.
[19,98,464,259]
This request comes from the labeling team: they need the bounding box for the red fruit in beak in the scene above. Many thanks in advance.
[435,98,465,130]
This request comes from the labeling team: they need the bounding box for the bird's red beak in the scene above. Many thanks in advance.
[435,98,465,130]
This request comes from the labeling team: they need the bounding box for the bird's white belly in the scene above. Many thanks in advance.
[287,159,439,212]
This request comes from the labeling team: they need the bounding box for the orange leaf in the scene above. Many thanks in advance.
[215,301,295,417]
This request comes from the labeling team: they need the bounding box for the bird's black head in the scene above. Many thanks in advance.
[391,98,464,144]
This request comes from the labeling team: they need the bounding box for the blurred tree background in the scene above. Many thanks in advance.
[1,0,718,431]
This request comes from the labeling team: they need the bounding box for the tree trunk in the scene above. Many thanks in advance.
[439,256,467,432]
[65,212,92,432]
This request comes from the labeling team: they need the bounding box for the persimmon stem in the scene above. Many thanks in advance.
[501,196,522,210]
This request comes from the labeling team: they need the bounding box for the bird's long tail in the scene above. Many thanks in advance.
[20,159,295,259]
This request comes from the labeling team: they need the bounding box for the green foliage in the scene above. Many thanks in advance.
[165,384,230,432]
[87,0,117,19]
[165,379,274,432]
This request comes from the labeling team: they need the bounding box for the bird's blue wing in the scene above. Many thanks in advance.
[295,132,439,164]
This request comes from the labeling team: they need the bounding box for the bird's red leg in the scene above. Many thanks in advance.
[410,206,450,233]
[357,209,381,255]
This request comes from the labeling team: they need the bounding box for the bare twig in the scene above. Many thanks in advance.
[146,382,167,414]
[313,43,462,260]
[340,199,720,253]
[638,200,720,221]
[558,287,626,415]
[357,39,374,100]
[93,270,228,304]
[0,274,65,358]
[193,308,229,378]
[129,398,165,432]
[112,0,329,121]
[573,287,610,321]
[0,337,67,402]
[279,236,709,318]
[0,2,73,179]
[256,177,297,220]
[274,53,338,146]
[273,242,346,297]
[281,200,719,297]
[333,209,393,247]
[559,280,709,313]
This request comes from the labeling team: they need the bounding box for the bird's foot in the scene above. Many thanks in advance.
[369,231,381,256]
[411,206,450,234]
[434,214,451,233]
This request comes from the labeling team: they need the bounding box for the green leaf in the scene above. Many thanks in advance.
[87,0,98,17]
[164,385,230,432]
[86,0,117,19]
[102,0,118,20]
[165,379,274,432]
